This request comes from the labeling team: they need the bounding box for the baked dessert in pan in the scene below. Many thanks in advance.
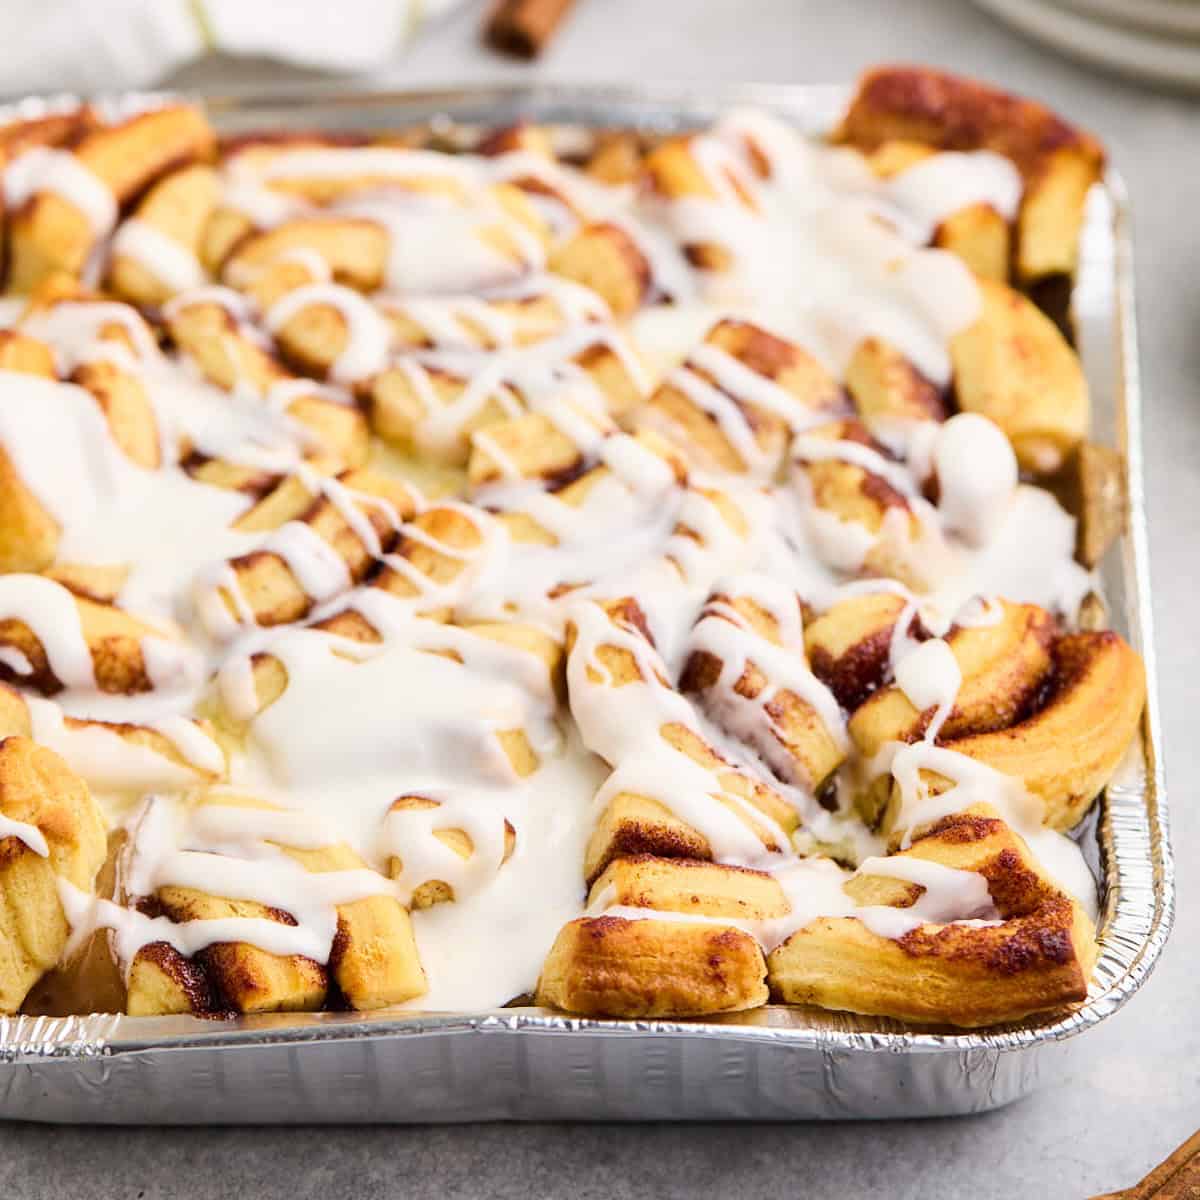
[0,65,1144,1028]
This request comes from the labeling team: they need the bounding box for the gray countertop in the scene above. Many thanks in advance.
[2,2,1197,1196]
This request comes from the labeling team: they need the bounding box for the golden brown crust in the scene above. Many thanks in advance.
[839,65,1103,176]
[537,916,768,1018]
[0,737,107,1013]
[948,630,1146,831]
[768,805,1097,1026]
[951,278,1089,474]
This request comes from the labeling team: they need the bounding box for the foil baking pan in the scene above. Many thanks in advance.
[0,83,1173,1123]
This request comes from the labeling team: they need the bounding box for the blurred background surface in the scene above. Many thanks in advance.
[0,3,1196,1198]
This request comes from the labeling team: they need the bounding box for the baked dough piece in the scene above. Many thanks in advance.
[0,682,223,793]
[538,916,768,1018]
[565,598,800,883]
[837,65,1105,286]
[9,106,216,292]
[792,419,933,589]
[144,795,426,1014]
[950,277,1088,474]
[640,319,842,477]
[164,293,370,476]
[0,577,198,697]
[372,326,643,466]
[864,140,1011,282]
[681,581,847,792]
[0,736,106,1013]
[547,223,652,316]
[767,805,1098,1026]
[196,468,418,637]
[106,164,219,305]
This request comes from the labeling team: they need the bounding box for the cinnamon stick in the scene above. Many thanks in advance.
[485,0,577,58]
[1092,1129,1200,1198]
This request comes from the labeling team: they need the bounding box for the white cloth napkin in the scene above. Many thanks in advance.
[0,0,466,96]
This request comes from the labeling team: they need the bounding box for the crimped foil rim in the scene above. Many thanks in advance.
[0,83,1173,1064]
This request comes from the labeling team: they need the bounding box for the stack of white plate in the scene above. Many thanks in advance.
[972,0,1200,90]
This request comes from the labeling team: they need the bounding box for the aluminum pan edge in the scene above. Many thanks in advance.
[0,85,1173,1113]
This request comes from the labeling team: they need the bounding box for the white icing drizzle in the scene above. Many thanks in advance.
[883,150,1023,243]
[849,854,1000,939]
[932,413,1019,546]
[893,637,962,742]
[0,813,49,857]
[266,283,391,382]
[27,698,222,793]
[0,575,97,690]
[110,220,206,293]
[5,147,117,235]
[685,573,849,782]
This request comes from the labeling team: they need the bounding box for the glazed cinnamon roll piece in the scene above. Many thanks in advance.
[641,319,842,477]
[386,796,517,911]
[195,468,418,639]
[14,286,165,468]
[383,280,610,355]
[0,328,55,376]
[566,598,801,884]
[163,290,370,476]
[844,337,947,428]
[373,325,643,467]
[23,827,217,1018]
[219,139,469,207]
[0,331,69,573]
[841,601,1144,834]
[367,501,501,617]
[942,630,1145,833]
[0,576,200,699]
[639,136,756,273]
[0,107,97,161]
[7,105,216,292]
[271,828,425,1012]
[540,855,795,1017]
[127,795,426,1015]
[222,218,390,293]
[106,164,219,305]
[588,854,791,922]
[0,683,224,793]
[483,430,768,618]
[837,65,1105,287]
[681,577,847,793]
[848,600,1057,759]
[804,591,912,712]
[546,223,652,316]
[583,132,646,185]
[767,804,1097,1026]
[862,140,1012,282]
[791,419,937,590]
[0,736,107,1014]
[467,403,616,490]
